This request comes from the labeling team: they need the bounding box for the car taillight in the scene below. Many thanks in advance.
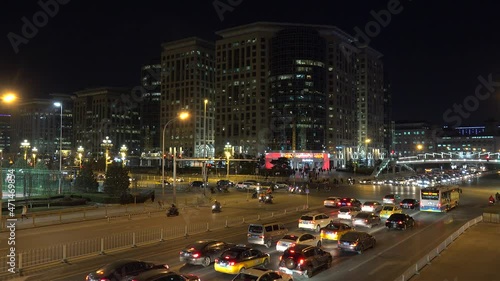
[99,279,110,281]
[279,256,282,261]
[229,261,236,266]
[333,231,337,235]
[398,221,403,224]
[290,249,295,253]
[215,258,219,262]
[399,202,402,205]
[312,220,316,224]
[260,235,264,239]
[437,203,441,207]
[365,220,368,223]
[409,203,413,206]
[192,252,201,258]
[347,203,351,206]
[290,243,296,247]
[299,258,305,265]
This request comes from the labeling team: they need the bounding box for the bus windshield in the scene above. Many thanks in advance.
[421,191,439,200]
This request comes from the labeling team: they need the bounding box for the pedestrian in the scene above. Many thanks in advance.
[157,200,163,209]
[21,205,28,220]
[151,192,155,203]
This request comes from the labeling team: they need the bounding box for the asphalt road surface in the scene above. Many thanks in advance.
[5,173,498,281]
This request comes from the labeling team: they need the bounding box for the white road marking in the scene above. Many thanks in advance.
[348,212,450,272]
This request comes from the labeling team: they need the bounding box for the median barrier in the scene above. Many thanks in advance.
[393,216,482,281]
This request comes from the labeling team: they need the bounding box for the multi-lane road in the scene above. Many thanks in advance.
[8,173,498,281]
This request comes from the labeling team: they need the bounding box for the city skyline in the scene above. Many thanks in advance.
[1,0,500,125]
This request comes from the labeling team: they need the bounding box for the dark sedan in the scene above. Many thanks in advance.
[339,197,362,207]
[385,213,415,230]
[179,240,234,267]
[400,198,420,209]
[123,269,200,281]
[338,231,376,254]
[190,181,205,188]
[86,259,168,281]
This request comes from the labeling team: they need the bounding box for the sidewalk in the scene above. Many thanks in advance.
[410,222,500,281]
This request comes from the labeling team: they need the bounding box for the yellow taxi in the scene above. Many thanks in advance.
[319,221,354,242]
[214,246,270,274]
[380,204,403,219]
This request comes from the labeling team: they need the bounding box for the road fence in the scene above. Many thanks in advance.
[0,205,310,280]
[393,215,483,281]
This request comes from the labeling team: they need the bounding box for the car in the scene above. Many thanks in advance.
[339,197,362,207]
[275,181,291,189]
[124,269,200,281]
[385,213,415,230]
[359,178,372,184]
[298,213,331,232]
[216,180,234,187]
[400,198,420,209]
[214,246,270,274]
[159,179,171,186]
[85,259,169,281]
[361,201,383,212]
[276,233,321,252]
[236,182,249,190]
[179,240,235,267]
[338,231,376,254]
[352,212,381,228]
[232,268,293,281]
[190,181,205,188]
[323,196,342,207]
[379,204,403,219]
[168,177,185,182]
[278,244,332,278]
[319,221,354,242]
[337,206,361,220]
[382,194,400,204]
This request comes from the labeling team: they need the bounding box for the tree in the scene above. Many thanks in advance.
[270,157,292,175]
[103,165,130,196]
[74,165,99,193]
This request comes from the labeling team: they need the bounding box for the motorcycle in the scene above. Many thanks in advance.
[489,199,495,206]
[263,194,273,204]
[166,207,179,217]
[212,203,222,213]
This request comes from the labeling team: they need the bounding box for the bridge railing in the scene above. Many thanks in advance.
[393,215,483,281]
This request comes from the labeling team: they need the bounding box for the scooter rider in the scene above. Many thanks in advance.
[169,204,178,214]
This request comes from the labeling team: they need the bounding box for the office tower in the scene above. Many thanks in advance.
[161,37,215,158]
[140,61,161,152]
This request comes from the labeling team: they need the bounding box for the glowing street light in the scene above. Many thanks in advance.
[101,136,113,174]
[120,145,128,167]
[20,140,30,162]
[54,102,63,194]
[77,146,84,168]
[161,111,190,200]
[32,147,38,166]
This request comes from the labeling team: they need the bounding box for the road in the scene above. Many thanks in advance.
[5,173,498,281]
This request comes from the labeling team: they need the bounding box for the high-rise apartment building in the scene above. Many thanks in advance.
[215,22,384,168]
[215,24,274,156]
[12,95,73,161]
[356,47,385,163]
[161,37,215,158]
[140,61,161,152]
[383,72,394,155]
[0,114,12,152]
[72,87,141,157]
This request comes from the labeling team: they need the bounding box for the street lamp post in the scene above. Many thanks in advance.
[101,137,113,174]
[120,145,128,167]
[77,146,84,169]
[54,102,63,194]
[225,151,231,177]
[365,138,371,166]
[20,140,31,163]
[203,99,208,196]
[1,92,17,227]
[32,147,38,166]
[161,111,189,201]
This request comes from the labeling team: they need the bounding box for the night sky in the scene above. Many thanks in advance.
[1,0,500,125]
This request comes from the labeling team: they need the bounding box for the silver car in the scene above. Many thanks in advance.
[352,212,381,228]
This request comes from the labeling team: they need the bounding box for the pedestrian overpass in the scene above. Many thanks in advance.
[371,151,499,178]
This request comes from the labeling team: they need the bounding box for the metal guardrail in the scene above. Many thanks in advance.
[0,205,310,280]
[393,215,483,281]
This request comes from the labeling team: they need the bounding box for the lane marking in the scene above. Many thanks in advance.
[348,213,449,272]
